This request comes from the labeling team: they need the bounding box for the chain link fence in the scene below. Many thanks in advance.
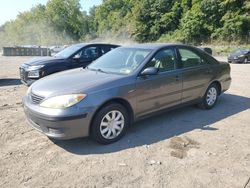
[2,47,51,56]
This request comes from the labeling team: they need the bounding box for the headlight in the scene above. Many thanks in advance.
[26,65,44,78]
[27,65,44,71]
[40,94,87,109]
[28,70,40,78]
[238,54,244,57]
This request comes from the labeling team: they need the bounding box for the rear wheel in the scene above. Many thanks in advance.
[199,83,219,109]
[91,103,129,144]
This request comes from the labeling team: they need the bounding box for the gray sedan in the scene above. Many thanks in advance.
[23,44,231,144]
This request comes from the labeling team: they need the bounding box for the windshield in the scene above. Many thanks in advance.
[234,49,248,54]
[87,47,152,75]
[54,44,84,58]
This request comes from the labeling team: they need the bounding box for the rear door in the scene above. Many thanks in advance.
[135,47,182,117]
[177,47,214,103]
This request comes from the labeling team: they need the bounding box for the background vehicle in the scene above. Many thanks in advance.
[19,43,119,86]
[49,46,65,54]
[23,44,231,144]
[228,49,250,64]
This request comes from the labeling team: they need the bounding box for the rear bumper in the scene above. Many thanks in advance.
[23,98,92,140]
[221,77,232,93]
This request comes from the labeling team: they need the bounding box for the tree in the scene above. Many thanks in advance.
[0,0,249,46]
[46,0,85,40]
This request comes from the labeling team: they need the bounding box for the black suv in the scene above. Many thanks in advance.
[19,43,119,86]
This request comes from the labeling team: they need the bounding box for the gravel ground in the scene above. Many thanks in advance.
[0,56,249,188]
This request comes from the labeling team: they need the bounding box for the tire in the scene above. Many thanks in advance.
[91,103,129,144]
[199,83,219,110]
[243,57,248,64]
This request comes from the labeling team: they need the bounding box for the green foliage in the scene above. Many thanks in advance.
[46,0,87,40]
[131,0,176,42]
[94,0,131,38]
[0,0,249,47]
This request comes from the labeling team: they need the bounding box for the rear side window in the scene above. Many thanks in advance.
[100,46,112,55]
[179,48,206,68]
[201,51,219,65]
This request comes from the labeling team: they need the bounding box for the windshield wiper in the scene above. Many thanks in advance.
[96,68,107,73]
[87,67,108,73]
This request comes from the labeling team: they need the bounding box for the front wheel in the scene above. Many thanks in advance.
[91,103,129,144]
[199,83,219,109]
[243,57,248,64]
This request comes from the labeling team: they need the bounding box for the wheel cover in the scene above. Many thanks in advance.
[206,87,217,106]
[100,110,125,139]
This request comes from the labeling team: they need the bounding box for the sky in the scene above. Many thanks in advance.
[0,0,102,26]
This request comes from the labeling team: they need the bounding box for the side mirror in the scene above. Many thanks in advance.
[73,54,81,60]
[140,67,158,76]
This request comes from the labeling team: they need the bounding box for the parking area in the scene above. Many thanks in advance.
[0,56,249,187]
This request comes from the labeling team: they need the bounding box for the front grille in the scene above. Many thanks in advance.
[30,93,45,104]
[20,68,25,81]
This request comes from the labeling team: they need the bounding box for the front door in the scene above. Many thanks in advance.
[135,48,182,117]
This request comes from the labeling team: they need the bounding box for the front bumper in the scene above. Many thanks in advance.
[228,57,244,63]
[19,67,40,86]
[20,78,36,86]
[23,96,93,140]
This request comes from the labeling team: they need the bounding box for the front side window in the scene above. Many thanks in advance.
[145,48,177,72]
[87,47,152,75]
[179,48,205,68]
[74,46,99,60]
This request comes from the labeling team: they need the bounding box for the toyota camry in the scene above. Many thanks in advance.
[23,44,231,144]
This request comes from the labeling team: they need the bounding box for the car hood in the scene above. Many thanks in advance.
[24,56,65,66]
[30,68,125,97]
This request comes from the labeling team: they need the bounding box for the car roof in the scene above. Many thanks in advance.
[73,43,120,48]
[123,43,193,50]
